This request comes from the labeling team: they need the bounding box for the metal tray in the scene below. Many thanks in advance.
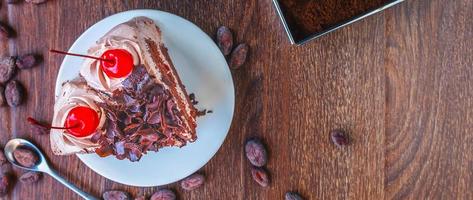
[273,0,405,45]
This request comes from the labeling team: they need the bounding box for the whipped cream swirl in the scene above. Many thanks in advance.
[51,79,106,150]
[80,24,142,93]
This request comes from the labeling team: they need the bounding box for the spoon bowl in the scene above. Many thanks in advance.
[4,138,98,200]
[4,138,49,172]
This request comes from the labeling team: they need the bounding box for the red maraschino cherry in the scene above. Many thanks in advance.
[64,106,100,137]
[100,49,134,78]
[49,49,134,79]
[27,106,100,137]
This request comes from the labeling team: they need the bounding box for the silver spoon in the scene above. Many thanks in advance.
[4,138,98,200]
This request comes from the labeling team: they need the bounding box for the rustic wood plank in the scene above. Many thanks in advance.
[384,0,473,199]
[0,0,470,199]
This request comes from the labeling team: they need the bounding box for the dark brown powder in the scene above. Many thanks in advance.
[278,0,392,41]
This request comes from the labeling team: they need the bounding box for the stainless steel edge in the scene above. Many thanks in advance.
[272,0,405,45]
[272,0,296,45]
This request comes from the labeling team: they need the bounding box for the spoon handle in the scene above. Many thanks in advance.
[46,168,99,200]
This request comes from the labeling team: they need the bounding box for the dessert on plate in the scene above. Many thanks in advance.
[50,17,198,161]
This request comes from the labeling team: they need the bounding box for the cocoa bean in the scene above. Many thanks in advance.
[150,189,176,200]
[330,129,349,148]
[285,192,304,200]
[134,195,146,200]
[13,148,38,168]
[0,175,9,197]
[245,138,268,167]
[5,80,24,107]
[0,23,14,39]
[229,43,249,69]
[103,190,130,200]
[0,85,5,106]
[25,0,47,4]
[7,0,20,4]
[0,57,17,84]
[180,173,205,191]
[16,54,40,69]
[0,149,6,164]
[19,171,42,184]
[250,167,270,187]
[216,26,233,56]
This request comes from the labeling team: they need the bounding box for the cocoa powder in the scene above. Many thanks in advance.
[278,0,390,41]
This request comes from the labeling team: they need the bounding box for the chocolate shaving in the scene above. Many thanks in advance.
[96,65,193,161]
[147,111,162,124]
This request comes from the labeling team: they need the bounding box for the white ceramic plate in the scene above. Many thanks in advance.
[54,9,235,187]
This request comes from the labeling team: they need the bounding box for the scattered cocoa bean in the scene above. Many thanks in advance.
[7,0,20,4]
[16,54,40,69]
[0,85,5,106]
[0,174,9,197]
[134,195,146,200]
[0,149,6,164]
[180,173,205,191]
[5,80,24,107]
[245,138,267,167]
[285,192,304,200]
[0,163,12,174]
[19,171,42,184]
[150,189,176,200]
[216,26,233,56]
[229,43,249,69]
[0,149,10,174]
[0,57,17,84]
[0,23,14,39]
[102,190,130,200]
[250,167,270,187]
[13,148,38,168]
[25,0,47,4]
[330,129,349,148]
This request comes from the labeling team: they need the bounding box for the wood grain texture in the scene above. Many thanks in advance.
[0,0,471,199]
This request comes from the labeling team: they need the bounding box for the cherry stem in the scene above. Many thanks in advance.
[49,49,114,63]
[27,117,79,130]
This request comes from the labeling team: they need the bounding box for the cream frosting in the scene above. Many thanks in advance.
[80,24,143,93]
[51,79,106,153]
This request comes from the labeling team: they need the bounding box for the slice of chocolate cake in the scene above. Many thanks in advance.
[52,17,199,161]
[94,65,195,161]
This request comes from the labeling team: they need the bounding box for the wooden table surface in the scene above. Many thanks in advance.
[0,0,472,199]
